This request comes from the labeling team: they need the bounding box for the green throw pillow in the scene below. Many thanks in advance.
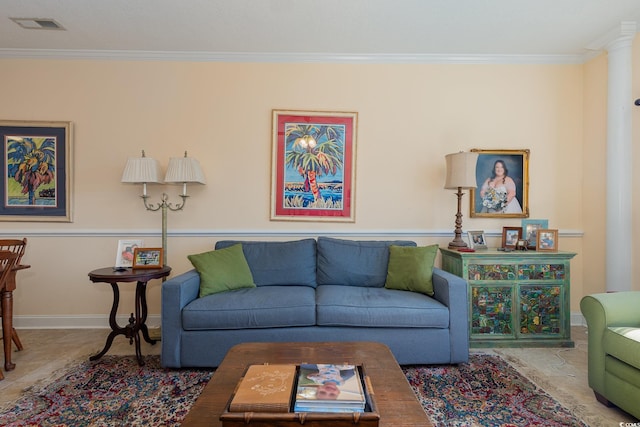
[384,244,438,296]
[188,244,256,298]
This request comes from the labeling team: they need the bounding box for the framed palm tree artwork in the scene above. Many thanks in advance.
[271,110,357,222]
[1,120,73,222]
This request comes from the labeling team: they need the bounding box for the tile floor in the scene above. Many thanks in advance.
[0,326,637,426]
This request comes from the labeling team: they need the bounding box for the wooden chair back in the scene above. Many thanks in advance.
[0,250,19,292]
[0,238,27,268]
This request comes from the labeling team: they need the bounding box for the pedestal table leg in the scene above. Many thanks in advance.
[137,281,156,345]
[90,283,123,362]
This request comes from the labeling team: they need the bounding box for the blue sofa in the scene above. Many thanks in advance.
[161,237,469,368]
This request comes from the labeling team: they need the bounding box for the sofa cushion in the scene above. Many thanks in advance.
[317,237,416,287]
[215,239,317,288]
[182,285,316,330]
[316,285,449,328]
[604,326,640,370]
[188,244,256,298]
[385,244,438,296]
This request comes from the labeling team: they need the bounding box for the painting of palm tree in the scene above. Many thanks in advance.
[272,110,357,222]
[284,124,344,207]
[7,136,56,205]
[0,121,72,222]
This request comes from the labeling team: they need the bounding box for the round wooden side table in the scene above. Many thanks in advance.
[88,266,171,366]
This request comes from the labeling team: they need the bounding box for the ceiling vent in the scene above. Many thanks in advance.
[10,18,65,30]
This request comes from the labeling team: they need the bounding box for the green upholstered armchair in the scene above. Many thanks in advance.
[580,292,640,420]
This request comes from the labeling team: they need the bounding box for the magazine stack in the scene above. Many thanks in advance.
[294,364,366,413]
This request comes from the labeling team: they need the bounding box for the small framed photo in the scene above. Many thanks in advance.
[132,247,163,269]
[501,226,522,249]
[537,229,558,252]
[467,230,487,249]
[521,219,548,250]
[115,239,143,268]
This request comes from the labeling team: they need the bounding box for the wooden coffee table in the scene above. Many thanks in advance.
[181,341,432,427]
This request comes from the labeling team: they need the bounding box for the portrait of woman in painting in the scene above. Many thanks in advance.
[479,159,522,214]
[470,150,528,218]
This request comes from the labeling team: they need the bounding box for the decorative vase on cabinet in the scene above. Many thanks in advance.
[439,248,576,348]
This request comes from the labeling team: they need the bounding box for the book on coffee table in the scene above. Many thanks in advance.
[228,364,297,413]
[294,364,366,413]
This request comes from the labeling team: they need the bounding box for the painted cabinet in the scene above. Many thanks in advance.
[439,248,576,347]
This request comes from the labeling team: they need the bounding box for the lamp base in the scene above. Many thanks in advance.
[448,238,469,250]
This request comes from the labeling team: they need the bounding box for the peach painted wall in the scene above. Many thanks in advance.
[1,43,634,326]
[582,52,608,297]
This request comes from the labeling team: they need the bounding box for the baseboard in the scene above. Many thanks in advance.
[571,312,587,327]
[13,313,585,330]
[13,314,162,330]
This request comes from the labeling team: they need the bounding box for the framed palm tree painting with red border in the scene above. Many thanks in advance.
[271,110,357,222]
[1,120,73,222]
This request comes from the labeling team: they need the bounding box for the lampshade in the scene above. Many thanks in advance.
[121,151,163,184]
[444,151,478,189]
[164,153,206,184]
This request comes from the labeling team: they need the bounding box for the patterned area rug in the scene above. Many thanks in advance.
[403,354,587,426]
[0,355,213,427]
[0,354,586,426]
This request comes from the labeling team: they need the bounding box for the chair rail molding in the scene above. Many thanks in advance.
[0,228,584,239]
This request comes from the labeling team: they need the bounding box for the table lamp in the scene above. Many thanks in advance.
[444,151,478,249]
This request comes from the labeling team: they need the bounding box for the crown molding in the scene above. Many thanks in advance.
[0,48,589,64]
[586,21,637,52]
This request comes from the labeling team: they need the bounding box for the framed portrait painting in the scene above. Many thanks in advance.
[271,110,357,222]
[1,120,73,222]
[469,149,529,219]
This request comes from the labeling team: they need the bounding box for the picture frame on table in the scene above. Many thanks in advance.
[537,229,558,252]
[521,219,548,250]
[469,149,529,219]
[132,247,163,269]
[467,230,487,249]
[115,239,143,268]
[501,226,522,249]
[0,120,73,222]
[270,109,357,222]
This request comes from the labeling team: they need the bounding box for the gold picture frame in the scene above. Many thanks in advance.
[132,247,164,269]
[470,149,529,218]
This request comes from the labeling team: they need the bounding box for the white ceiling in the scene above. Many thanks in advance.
[1,0,640,63]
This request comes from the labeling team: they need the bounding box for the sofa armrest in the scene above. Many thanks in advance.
[580,292,640,393]
[161,269,200,367]
[432,267,469,363]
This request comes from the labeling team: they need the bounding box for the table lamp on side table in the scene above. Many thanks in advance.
[444,151,478,250]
